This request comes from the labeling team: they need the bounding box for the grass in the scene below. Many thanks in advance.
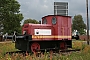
[0,40,90,60]
[0,42,18,58]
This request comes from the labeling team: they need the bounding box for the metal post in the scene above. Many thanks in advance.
[86,0,89,45]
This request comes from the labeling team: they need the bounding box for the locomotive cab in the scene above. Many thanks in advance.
[42,15,72,40]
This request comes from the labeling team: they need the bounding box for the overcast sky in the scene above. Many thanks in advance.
[18,0,90,25]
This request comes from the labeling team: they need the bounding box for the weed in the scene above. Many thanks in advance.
[0,41,90,60]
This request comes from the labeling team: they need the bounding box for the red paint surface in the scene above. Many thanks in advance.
[22,15,72,41]
[42,15,72,40]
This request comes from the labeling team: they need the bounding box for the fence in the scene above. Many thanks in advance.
[79,35,90,41]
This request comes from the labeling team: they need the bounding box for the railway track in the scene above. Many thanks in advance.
[5,51,29,56]
[5,48,80,57]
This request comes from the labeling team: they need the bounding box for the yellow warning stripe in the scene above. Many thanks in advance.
[32,35,71,39]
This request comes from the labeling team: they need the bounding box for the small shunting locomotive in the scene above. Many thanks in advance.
[6,15,73,53]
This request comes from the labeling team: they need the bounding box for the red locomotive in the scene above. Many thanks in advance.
[6,15,72,53]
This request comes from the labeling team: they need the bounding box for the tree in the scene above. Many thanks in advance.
[0,0,23,34]
[23,18,39,25]
[72,15,86,35]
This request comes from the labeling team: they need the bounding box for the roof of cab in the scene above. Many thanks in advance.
[42,15,71,19]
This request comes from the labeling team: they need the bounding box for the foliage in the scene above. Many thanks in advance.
[0,42,18,57]
[72,15,86,35]
[0,41,90,60]
[72,41,87,50]
[0,0,23,34]
[23,18,39,25]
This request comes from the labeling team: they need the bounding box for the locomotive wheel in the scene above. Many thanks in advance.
[31,42,40,53]
[60,42,67,50]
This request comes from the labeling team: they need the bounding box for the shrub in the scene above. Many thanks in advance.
[72,41,87,50]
